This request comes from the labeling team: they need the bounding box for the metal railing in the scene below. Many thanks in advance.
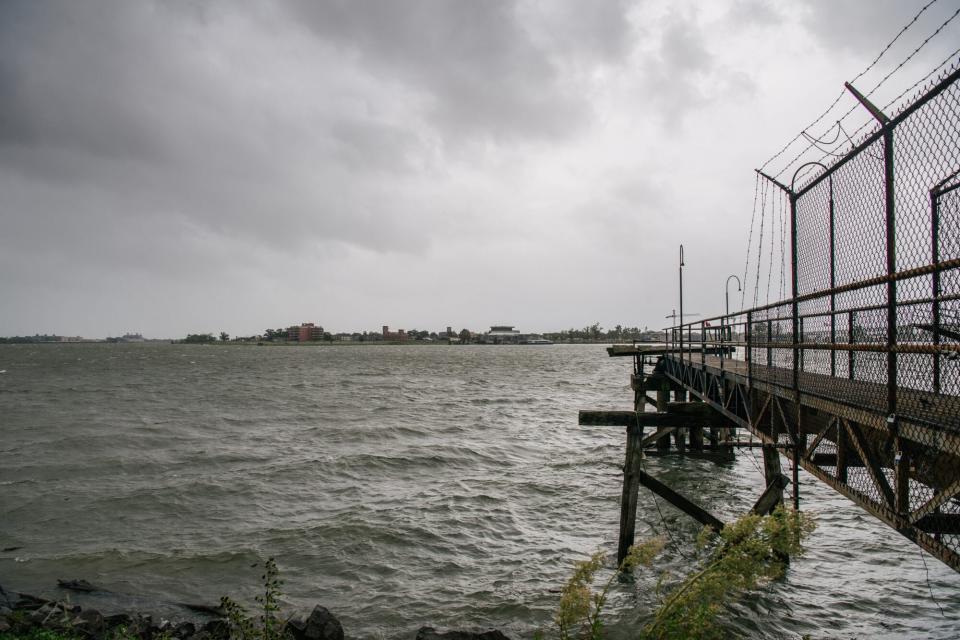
[661,61,960,570]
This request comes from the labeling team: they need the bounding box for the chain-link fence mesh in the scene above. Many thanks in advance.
[662,63,960,571]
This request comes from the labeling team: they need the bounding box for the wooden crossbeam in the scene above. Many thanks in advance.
[641,427,676,448]
[638,470,725,531]
[579,402,729,428]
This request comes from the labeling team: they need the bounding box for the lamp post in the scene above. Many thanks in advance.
[679,245,685,360]
[725,274,742,360]
[725,274,742,318]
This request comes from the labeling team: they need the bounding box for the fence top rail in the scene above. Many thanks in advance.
[663,258,960,335]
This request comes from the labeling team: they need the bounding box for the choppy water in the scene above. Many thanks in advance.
[1,343,957,638]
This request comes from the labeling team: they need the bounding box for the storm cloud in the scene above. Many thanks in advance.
[1,0,957,338]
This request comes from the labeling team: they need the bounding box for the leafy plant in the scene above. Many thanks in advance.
[552,506,815,640]
[220,557,287,640]
[643,506,815,640]
[0,629,82,640]
[556,537,666,640]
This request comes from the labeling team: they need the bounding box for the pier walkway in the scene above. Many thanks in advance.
[581,64,960,572]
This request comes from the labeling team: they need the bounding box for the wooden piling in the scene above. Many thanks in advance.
[761,444,785,508]
[615,369,646,564]
[688,394,704,451]
[673,389,687,452]
[617,422,644,564]
[656,383,671,451]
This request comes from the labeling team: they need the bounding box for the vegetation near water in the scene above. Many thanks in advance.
[553,506,815,640]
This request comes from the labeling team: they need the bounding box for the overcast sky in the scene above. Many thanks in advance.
[2,0,958,338]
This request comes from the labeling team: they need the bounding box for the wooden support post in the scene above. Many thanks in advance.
[656,383,671,451]
[673,389,687,452]
[752,474,790,516]
[638,470,725,531]
[762,444,785,509]
[708,425,720,449]
[689,394,704,452]
[617,423,644,564]
[836,419,849,483]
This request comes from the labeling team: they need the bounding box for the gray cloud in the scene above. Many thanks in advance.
[0,0,954,337]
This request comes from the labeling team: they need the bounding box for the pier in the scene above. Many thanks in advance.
[581,64,960,572]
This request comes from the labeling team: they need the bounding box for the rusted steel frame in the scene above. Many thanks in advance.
[798,455,960,573]
[801,393,960,453]
[844,421,896,509]
[746,341,956,354]
[664,357,960,453]
[784,291,960,322]
[804,416,838,460]
[772,396,799,446]
[719,257,960,320]
[910,476,960,524]
[751,394,772,431]
[662,370,757,439]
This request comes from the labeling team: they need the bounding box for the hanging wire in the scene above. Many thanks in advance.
[753,178,769,308]
[741,173,761,311]
[758,0,942,172]
[766,184,776,306]
[863,4,960,101]
[801,122,843,146]
[850,0,942,86]
[882,45,960,111]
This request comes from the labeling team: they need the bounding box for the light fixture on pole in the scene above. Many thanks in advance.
[725,274,742,318]
[679,245,685,358]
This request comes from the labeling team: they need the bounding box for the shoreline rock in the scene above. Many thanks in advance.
[0,583,512,640]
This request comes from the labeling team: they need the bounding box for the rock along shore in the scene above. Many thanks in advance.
[0,583,512,640]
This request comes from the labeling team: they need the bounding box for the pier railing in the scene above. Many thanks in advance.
[662,61,960,571]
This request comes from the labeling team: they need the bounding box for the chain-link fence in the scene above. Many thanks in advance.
[663,63,960,572]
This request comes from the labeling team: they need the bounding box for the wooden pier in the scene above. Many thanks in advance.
[579,65,960,572]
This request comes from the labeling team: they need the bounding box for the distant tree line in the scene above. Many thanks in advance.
[171,324,662,346]
[0,334,62,344]
[542,324,660,343]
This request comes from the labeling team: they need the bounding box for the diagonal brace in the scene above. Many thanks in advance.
[638,470,725,531]
[751,474,790,516]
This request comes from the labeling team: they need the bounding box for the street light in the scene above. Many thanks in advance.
[724,274,742,360]
[679,245,685,358]
[725,274,742,318]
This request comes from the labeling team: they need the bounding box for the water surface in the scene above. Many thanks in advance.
[1,343,957,638]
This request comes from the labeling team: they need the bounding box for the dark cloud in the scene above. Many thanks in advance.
[285,0,635,140]
[0,0,954,337]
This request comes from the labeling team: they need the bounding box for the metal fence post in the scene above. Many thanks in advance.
[931,188,941,394]
[883,126,898,418]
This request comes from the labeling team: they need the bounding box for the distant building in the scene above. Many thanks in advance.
[382,325,407,341]
[485,325,521,344]
[288,323,324,342]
